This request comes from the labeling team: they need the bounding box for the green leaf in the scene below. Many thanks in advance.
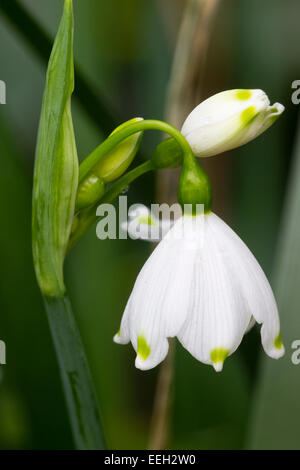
[247,117,300,449]
[32,0,78,297]
[44,295,105,450]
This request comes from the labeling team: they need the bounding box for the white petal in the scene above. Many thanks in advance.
[113,295,131,345]
[256,102,285,137]
[245,315,256,333]
[206,213,284,359]
[181,89,282,157]
[128,216,205,370]
[177,214,252,372]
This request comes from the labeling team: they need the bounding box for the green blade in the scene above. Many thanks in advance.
[44,295,105,449]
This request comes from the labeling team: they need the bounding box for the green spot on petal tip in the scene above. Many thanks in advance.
[274,332,283,350]
[241,106,257,125]
[236,90,252,100]
[137,335,151,360]
[210,348,229,365]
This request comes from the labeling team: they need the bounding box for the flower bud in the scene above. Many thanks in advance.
[75,118,143,211]
[181,89,284,157]
[93,117,143,182]
[75,174,105,212]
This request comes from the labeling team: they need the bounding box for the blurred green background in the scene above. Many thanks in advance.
[0,0,299,450]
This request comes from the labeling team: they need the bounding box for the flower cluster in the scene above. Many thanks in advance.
[114,89,285,372]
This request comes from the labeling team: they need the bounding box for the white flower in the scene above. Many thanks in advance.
[114,210,284,372]
[181,89,284,157]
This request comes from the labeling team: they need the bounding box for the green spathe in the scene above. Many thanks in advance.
[32,0,78,297]
[32,0,105,451]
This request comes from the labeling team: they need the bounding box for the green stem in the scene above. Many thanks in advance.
[79,119,193,182]
[44,294,105,450]
[0,0,117,135]
[69,160,154,250]
[100,160,154,204]
[71,120,195,249]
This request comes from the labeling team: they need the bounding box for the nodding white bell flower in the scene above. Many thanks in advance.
[114,207,284,372]
[181,89,284,157]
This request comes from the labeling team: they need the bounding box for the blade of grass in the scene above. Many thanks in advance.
[0,0,117,135]
[247,115,300,449]
[44,295,105,449]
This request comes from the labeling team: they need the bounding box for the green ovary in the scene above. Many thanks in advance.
[241,106,257,126]
[210,348,229,364]
[137,335,151,360]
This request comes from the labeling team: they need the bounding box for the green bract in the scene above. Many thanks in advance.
[32,0,78,297]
